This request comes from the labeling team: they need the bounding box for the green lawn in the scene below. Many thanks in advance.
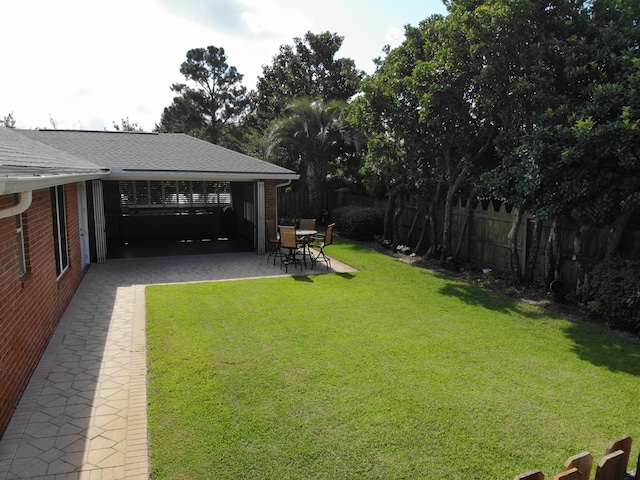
[146,240,640,479]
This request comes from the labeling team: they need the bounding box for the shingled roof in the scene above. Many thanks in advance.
[16,130,298,181]
[0,127,106,194]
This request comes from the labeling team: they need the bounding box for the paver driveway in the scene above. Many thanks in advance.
[0,252,354,479]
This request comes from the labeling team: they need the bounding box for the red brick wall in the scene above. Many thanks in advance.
[0,184,85,439]
[264,180,277,223]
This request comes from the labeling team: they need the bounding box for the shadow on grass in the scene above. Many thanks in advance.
[441,279,640,375]
[335,272,355,280]
[291,272,356,283]
[292,275,314,283]
[438,280,548,319]
[336,238,640,376]
[562,322,640,376]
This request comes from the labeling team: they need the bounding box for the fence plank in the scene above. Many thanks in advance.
[595,450,626,480]
[553,467,581,480]
[515,470,546,480]
[563,451,593,480]
[605,435,632,472]
[630,450,640,478]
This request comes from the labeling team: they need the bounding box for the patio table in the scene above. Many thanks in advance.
[296,229,317,268]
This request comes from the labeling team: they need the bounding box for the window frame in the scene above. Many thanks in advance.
[16,212,28,276]
[51,186,69,278]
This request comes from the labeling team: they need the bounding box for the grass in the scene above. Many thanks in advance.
[146,239,640,479]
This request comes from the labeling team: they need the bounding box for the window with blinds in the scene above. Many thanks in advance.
[119,180,232,208]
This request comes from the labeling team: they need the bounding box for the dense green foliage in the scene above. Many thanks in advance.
[266,98,362,216]
[590,258,640,333]
[252,31,364,127]
[246,31,365,159]
[146,240,640,479]
[331,205,384,240]
[155,2,640,289]
[155,46,250,150]
[346,0,640,284]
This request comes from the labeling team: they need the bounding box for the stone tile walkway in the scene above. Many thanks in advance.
[0,252,355,479]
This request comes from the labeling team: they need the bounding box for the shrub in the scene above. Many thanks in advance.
[589,258,640,333]
[331,206,384,240]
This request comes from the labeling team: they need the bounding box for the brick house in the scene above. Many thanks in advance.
[0,128,298,437]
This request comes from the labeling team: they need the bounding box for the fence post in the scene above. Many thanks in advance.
[515,470,545,480]
[562,451,593,480]
[605,435,632,472]
[594,450,626,480]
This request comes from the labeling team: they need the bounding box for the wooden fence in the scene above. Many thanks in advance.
[514,434,638,480]
[276,190,337,219]
[278,189,640,289]
[449,198,640,288]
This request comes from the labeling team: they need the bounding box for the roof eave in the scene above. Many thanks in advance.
[107,170,300,182]
[0,172,107,195]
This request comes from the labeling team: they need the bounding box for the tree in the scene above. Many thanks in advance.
[344,24,439,251]
[156,46,250,149]
[267,98,361,216]
[244,30,365,161]
[476,0,640,293]
[460,0,582,284]
[112,117,144,132]
[413,11,498,267]
[254,32,365,125]
[1,112,16,128]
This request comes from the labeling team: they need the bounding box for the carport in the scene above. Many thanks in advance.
[99,179,255,258]
[17,129,298,260]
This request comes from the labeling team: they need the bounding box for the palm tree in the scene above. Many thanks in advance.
[267,98,361,216]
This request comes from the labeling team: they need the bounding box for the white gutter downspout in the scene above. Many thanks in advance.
[0,191,33,219]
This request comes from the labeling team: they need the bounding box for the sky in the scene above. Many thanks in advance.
[1,0,448,132]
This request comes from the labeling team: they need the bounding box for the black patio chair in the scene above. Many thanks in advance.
[265,219,284,265]
[279,225,302,273]
[311,223,334,270]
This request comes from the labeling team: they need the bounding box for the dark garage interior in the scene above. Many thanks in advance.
[96,180,255,259]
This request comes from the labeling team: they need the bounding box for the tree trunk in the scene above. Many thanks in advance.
[544,217,563,288]
[392,195,405,249]
[383,194,396,243]
[410,193,430,254]
[427,182,443,259]
[507,208,523,285]
[604,210,634,260]
[453,190,475,263]
[441,170,467,266]
[407,199,425,248]
[414,218,429,255]
[523,217,543,285]
[574,224,591,302]
[306,161,321,217]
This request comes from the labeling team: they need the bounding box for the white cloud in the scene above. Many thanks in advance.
[239,0,311,37]
[0,0,446,132]
[385,26,407,49]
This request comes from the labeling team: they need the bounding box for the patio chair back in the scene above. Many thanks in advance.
[311,223,334,270]
[265,219,278,243]
[279,225,297,250]
[279,225,301,273]
[299,218,316,230]
[324,223,334,247]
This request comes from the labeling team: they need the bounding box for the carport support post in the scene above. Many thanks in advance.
[256,181,265,254]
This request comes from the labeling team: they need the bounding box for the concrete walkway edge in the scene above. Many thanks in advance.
[0,252,355,480]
